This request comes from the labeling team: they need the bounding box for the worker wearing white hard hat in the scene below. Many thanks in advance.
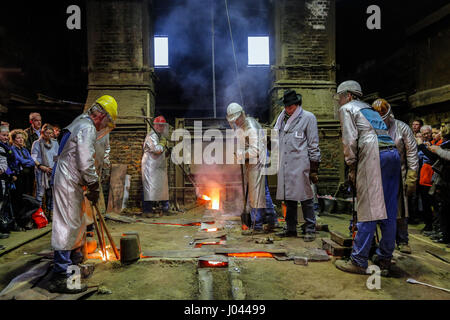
[334,81,401,276]
[226,102,277,234]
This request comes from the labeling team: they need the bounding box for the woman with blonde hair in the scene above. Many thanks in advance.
[9,129,36,229]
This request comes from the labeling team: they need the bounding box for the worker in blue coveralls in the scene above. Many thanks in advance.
[334,80,401,276]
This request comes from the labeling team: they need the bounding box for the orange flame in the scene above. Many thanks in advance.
[201,195,211,201]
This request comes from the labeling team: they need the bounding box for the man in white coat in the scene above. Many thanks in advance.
[226,103,277,233]
[274,90,321,242]
[49,95,118,293]
[334,81,401,275]
[141,116,170,218]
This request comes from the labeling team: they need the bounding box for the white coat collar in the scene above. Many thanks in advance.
[274,105,303,132]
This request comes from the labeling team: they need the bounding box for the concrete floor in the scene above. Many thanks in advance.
[1,206,449,300]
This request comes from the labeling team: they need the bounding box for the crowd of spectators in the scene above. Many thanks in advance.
[0,113,61,239]
[410,120,450,246]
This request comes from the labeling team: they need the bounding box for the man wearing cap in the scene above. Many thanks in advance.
[334,81,401,275]
[372,98,418,254]
[273,90,321,242]
[226,103,278,234]
[49,95,118,293]
[141,115,170,218]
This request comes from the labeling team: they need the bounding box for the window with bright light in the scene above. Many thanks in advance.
[248,36,269,66]
[154,36,169,67]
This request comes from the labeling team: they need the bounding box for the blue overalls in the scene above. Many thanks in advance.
[350,108,401,268]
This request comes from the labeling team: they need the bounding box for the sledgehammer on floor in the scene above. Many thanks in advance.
[406,278,450,293]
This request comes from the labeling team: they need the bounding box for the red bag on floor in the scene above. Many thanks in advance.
[32,208,48,229]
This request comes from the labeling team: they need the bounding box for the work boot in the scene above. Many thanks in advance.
[371,254,392,277]
[163,210,177,216]
[143,212,158,218]
[397,243,412,254]
[335,259,368,275]
[303,232,316,242]
[0,233,9,239]
[263,224,276,233]
[48,273,88,294]
[430,232,443,240]
[275,230,297,238]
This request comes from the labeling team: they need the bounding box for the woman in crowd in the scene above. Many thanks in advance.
[9,129,36,222]
[427,124,450,246]
[31,124,59,221]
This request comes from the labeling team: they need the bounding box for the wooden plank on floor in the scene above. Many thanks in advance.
[322,238,352,257]
[330,230,353,247]
[107,164,127,214]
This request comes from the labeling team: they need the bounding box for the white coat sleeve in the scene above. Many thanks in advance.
[145,133,164,154]
[400,122,419,173]
[305,115,321,163]
[103,134,111,168]
[339,106,359,166]
[436,147,450,161]
[76,126,98,186]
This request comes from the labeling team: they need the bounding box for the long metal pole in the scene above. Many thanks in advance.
[95,204,120,260]
[211,0,217,118]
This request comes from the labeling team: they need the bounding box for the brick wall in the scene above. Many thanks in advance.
[86,0,154,211]
[109,130,147,208]
[271,0,343,194]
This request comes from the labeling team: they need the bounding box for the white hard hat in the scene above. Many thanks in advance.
[336,80,363,97]
[226,102,244,122]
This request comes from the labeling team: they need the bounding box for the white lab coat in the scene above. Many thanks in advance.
[142,130,169,201]
[51,114,98,250]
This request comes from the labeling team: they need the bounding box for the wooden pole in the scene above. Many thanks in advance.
[95,204,120,260]
[89,201,105,260]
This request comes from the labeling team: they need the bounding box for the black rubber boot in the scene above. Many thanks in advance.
[303,232,316,242]
[372,254,391,277]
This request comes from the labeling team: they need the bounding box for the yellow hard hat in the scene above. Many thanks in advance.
[95,95,118,122]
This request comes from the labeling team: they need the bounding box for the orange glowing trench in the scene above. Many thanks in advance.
[228,252,274,258]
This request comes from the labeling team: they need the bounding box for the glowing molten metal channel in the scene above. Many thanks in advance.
[206,228,218,232]
[228,252,274,258]
[199,260,229,268]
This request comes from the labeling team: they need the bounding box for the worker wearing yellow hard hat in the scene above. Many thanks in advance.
[49,94,118,294]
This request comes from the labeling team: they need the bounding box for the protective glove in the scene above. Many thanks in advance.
[309,172,319,184]
[101,168,110,182]
[159,137,167,148]
[309,161,320,184]
[348,163,356,188]
[405,170,417,197]
[86,181,100,204]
